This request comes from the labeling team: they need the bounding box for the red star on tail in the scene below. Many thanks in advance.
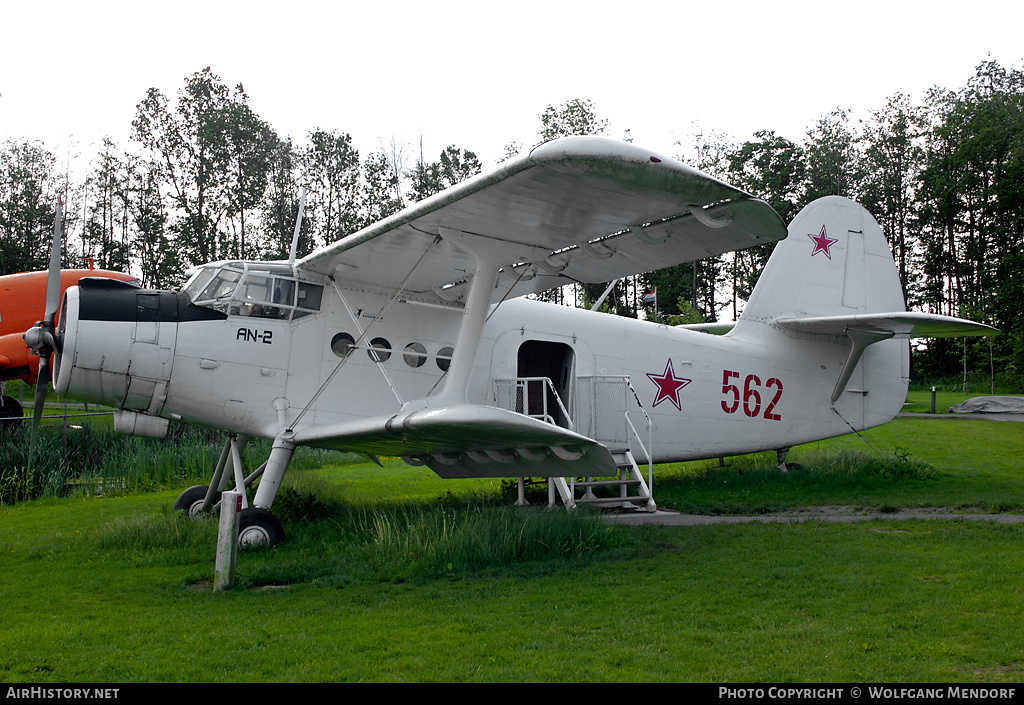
[808,225,838,259]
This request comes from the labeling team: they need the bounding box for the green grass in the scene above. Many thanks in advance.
[654,417,1024,515]
[3,491,1024,682]
[2,415,1024,682]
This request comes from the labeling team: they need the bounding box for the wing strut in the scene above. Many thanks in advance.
[287,235,441,431]
[332,282,405,406]
[414,227,550,410]
[426,234,505,407]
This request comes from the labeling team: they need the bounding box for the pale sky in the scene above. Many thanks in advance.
[2,0,1023,172]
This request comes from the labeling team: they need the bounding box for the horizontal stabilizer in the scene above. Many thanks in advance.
[775,312,998,339]
[675,321,735,335]
[293,404,618,479]
[775,312,998,403]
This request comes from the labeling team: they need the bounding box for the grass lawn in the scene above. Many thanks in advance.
[655,416,1024,514]
[2,415,1023,683]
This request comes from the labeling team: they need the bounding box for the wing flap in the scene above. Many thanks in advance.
[293,404,619,479]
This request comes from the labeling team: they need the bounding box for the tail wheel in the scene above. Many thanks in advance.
[173,485,219,516]
[238,507,284,547]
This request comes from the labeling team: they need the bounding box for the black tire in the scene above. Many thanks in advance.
[0,395,23,430]
[237,507,285,547]
[173,485,217,516]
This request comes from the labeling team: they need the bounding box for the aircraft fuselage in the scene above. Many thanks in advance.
[54,272,908,466]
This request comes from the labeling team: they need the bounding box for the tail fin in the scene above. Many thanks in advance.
[731,196,994,416]
[735,196,905,329]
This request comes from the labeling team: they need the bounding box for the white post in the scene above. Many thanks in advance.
[214,490,242,591]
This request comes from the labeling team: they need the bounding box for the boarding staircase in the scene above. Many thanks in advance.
[491,375,656,512]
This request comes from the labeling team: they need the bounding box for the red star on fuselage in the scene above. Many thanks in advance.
[646,359,691,411]
[808,225,838,259]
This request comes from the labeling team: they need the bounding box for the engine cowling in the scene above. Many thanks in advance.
[54,278,221,415]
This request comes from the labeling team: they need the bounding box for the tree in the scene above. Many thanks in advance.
[860,93,926,300]
[261,137,307,260]
[0,139,66,274]
[539,99,608,142]
[301,129,362,246]
[125,153,175,288]
[360,151,403,225]
[406,143,482,203]
[803,109,864,202]
[82,138,130,272]
[131,68,278,267]
[723,130,807,314]
[915,61,1024,378]
[217,93,279,259]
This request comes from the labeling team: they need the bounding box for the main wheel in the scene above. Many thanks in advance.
[173,485,218,516]
[0,395,23,430]
[237,507,284,547]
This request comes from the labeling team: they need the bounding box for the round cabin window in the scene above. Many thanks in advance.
[404,342,428,368]
[368,337,392,363]
[331,332,355,358]
[436,346,454,372]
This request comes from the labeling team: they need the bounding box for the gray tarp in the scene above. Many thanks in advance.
[948,396,1024,414]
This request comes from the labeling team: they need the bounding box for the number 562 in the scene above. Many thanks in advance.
[721,370,783,421]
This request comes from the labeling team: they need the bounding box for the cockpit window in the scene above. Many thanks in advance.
[272,278,296,308]
[198,269,242,303]
[238,273,272,303]
[182,267,217,301]
[293,282,324,320]
[186,264,323,321]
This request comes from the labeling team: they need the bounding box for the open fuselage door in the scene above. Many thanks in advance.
[513,339,576,429]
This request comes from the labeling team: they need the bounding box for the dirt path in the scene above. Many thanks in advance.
[605,506,1024,526]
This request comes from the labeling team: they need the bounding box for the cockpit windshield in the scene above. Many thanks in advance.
[182,263,324,321]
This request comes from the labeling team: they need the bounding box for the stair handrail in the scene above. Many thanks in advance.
[622,376,654,498]
[493,376,574,432]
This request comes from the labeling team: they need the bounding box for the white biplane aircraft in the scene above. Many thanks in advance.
[25,136,995,545]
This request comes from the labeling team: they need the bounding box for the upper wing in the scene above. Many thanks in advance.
[297,136,787,305]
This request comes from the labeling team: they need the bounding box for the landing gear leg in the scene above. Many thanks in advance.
[777,448,790,473]
[252,437,296,511]
[236,437,295,547]
[174,434,257,515]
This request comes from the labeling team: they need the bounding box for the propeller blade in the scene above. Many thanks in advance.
[26,196,65,474]
[32,361,49,426]
[44,197,64,321]
[27,357,51,473]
